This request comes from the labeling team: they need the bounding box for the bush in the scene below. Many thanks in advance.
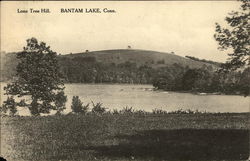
[2,96,17,116]
[119,106,134,114]
[112,109,119,115]
[134,109,148,115]
[152,108,167,114]
[71,96,89,114]
[91,101,106,114]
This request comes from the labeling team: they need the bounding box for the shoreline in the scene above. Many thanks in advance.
[1,81,248,96]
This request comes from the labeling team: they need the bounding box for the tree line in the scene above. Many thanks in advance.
[153,66,250,96]
[58,55,249,95]
[185,56,221,66]
[58,56,156,84]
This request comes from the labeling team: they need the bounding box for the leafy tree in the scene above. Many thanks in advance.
[214,0,250,71]
[71,96,89,114]
[4,38,67,116]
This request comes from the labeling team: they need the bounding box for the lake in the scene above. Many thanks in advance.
[1,83,249,115]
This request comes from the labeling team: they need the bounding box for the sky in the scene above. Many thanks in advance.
[1,1,241,62]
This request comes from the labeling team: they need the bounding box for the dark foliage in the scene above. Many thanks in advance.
[214,0,250,71]
[91,101,106,114]
[71,96,89,114]
[58,52,249,95]
[153,66,250,95]
[2,96,17,116]
[3,38,67,116]
[58,56,158,84]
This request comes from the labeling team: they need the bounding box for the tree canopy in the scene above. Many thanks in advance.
[3,38,67,116]
[214,0,250,71]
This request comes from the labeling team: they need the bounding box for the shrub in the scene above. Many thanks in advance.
[134,109,148,115]
[119,106,134,114]
[112,109,119,115]
[2,96,17,116]
[167,109,206,114]
[91,101,106,114]
[71,96,89,114]
[152,108,167,114]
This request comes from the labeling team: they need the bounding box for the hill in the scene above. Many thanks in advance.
[62,49,216,69]
[1,51,19,81]
[1,49,248,95]
[1,49,218,83]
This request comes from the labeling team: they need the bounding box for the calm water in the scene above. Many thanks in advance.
[1,83,249,115]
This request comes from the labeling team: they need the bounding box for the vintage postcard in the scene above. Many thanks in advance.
[1,1,249,161]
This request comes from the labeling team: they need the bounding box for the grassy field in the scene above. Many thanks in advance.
[1,113,249,161]
[62,49,215,68]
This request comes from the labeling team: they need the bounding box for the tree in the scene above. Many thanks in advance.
[214,0,250,71]
[3,38,67,116]
[71,96,89,114]
[239,67,250,96]
[182,68,212,92]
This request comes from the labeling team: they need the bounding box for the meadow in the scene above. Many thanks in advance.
[1,112,249,161]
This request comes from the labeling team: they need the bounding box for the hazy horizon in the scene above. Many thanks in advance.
[1,1,241,63]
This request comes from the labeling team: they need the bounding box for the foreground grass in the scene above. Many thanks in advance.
[1,113,249,161]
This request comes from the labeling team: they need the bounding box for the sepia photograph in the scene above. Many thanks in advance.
[0,1,249,161]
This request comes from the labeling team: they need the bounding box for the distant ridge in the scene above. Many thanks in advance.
[61,49,217,69]
[1,49,218,81]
